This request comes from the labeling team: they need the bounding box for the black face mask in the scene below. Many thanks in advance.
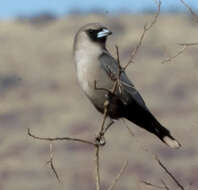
[86,28,111,43]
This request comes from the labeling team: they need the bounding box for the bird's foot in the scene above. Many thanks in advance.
[95,132,106,146]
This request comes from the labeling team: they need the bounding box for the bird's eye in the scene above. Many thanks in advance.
[88,29,95,33]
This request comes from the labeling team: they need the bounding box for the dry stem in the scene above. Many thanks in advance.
[141,180,164,189]
[126,0,161,68]
[155,155,185,190]
[28,128,95,146]
[95,146,101,190]
[46,143,61,183]
[161,43,198,64]
[179,0,198,22]
[161,179,170,190]
[161,45,187,64]
[107,160,128,190]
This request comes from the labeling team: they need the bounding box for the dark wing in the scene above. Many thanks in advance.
[99,51,147,108]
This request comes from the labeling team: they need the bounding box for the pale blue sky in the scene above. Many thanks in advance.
[1,0,197,18]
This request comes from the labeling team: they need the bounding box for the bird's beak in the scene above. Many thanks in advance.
[97,29,112,38]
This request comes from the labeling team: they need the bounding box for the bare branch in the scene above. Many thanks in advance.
[100,101,109,133]
[155,155,185,190]
[28,128,95,146]
[161,42,198,64]
[161,1,198,64]
[95,146,101,190]
[115,46,122,92]
[46,143,61,183]
[178,42,198,46]
[94,80,112,94]
[161,45,187,64]
[103,119,114,135]
[179,0,198,22]
[107,160,128,190]
[161,179,170,190]
[95,100,109,146]
[141,180,164,189]
[147,0,161,31]
[126,0,161,68]
[115,45,120,64]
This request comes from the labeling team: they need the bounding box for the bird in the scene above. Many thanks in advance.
[73,23,180,148]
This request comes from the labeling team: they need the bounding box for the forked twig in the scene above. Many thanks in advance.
[179,0,198,22]
[94,80,112,94]
[161,42,198,64]
[46,143,61,183]
[161,45,187,64]
[126,0,161,68]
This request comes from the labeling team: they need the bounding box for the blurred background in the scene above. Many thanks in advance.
[0,0,198,190]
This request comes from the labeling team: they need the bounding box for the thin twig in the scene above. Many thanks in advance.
[107,160,128,190]
[95,145,101,190]
[28,128,95,146]
[94,80,112,94]
[178,42,198,46]
[126,0,161,68]
[161,179,170,190]
[115,45,122,93]
[100,101,109,133]
[179,0,198,22]
[103,120,114,135]
[161,45,187,64]
[46,143,61,183]
[115,45,120,64]
[141,180,164,189]
[161,43,198,64]
[155,155,185,190]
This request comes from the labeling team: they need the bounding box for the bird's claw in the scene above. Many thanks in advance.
[95,133,106,146]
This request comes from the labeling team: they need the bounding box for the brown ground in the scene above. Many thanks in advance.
[0,14,198,190]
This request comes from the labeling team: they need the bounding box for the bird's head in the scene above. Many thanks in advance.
[74,23,112,52]
[85,23,112,43]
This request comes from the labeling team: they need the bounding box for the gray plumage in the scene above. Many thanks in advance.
[73,23,180,148]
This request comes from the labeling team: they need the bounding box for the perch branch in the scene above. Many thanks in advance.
[28,128,95,146]
[95,145,101,190]
[103,120,114,135]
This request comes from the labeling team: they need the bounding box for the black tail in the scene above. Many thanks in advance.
[124,100,181,148]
